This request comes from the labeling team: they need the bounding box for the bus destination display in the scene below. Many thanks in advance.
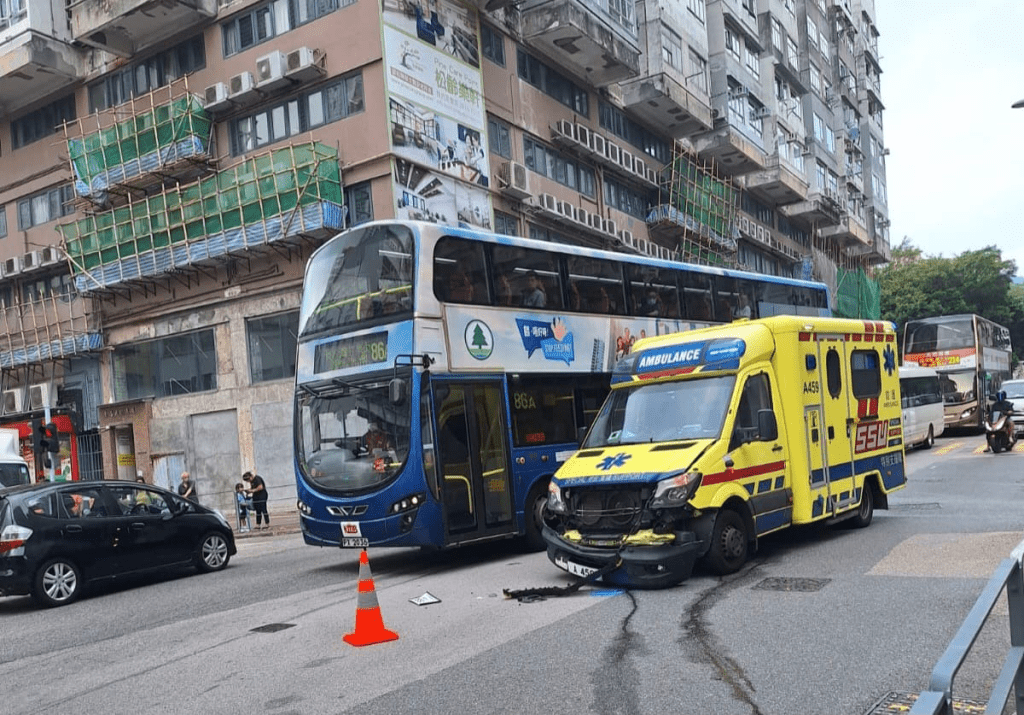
[315,332,388,372]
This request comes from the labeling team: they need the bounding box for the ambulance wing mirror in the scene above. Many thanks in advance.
[757,410,778,441]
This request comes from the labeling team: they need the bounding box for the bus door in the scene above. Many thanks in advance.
[432,380,515,545]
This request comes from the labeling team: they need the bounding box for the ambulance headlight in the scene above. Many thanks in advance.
[649,472,702,508]
[547,480,567,514]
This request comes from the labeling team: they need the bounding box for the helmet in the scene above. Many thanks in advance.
[998,390,1007,402]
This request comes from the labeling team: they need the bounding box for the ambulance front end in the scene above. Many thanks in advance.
[542,335,754,588]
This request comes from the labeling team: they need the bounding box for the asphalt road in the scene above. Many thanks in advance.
[2,431,1022,715]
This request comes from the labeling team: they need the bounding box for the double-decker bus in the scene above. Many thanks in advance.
[903,314,1012,429]
[294,220,831,551]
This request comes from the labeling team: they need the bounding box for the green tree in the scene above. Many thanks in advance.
[877,239,1023,368]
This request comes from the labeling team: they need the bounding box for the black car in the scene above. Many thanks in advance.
[0,480,236,607]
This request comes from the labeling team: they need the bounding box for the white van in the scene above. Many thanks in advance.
[0,428,30,488]
[900,365,945,449]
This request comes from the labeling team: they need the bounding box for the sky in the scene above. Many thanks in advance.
[874,0,1024,271]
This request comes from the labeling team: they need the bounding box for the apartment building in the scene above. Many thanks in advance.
[0,0,888,516]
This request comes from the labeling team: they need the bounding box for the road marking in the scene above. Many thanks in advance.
[933,442,962,455]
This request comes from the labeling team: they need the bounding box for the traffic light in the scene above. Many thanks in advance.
[43,423,60,454]
[31,418,44,454]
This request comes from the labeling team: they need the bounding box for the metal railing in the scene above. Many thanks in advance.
[910,539,1024,714]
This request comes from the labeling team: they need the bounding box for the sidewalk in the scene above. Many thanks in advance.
[232,509,301,539]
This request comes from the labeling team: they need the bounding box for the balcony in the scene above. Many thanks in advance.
[781,191,843,226]
[0,32,83,115]
[0,292,103,369]
[693,125,767,176]
[520,0,640,86]
[68,0,216,57]
[741,154,809,205]
[820,212,870,247]
[59,142,344,295]
[619,71,714,138]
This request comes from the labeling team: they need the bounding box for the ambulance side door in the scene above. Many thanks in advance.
[816,336,858,514]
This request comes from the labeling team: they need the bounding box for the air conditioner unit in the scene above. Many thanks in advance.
[557,202,576,222]
[620,149,634,174]
[618,230,635,248]
[204,82,232,112]
[40,246,61,265]
[2,388,23,415]
[756,226,766,241]
[228,72,259,103]
[646,167,659,185]
[21,251,41,272]
[740,216,750,234]
[636,238,648,254]
[498,161,531,200]
[587,212,603,231]
[605,141,621,166]
[633,157,648,178]
[590,132,606,156]
[285,47,324,81]
[29,383,53,411]
[729,84,749,99]
[575,124,591,152]
[576,207,591,227]
[602,217,617,236]
[2,256,22,277]
[552,120,576,145]
[536,193,559,215]
[256,50,289,90]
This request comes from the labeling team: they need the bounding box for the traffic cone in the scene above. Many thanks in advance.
[343,549,399,647]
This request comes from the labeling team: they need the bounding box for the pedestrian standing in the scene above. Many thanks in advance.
[243,471,270,530]
[235,482,251,532]
[178,471,199,503]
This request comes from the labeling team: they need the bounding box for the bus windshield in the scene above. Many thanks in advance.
[584,376,736,447]
[296,372,412,494]
[904,317,975,354]
[299,224,415,338]
[939,370,975,405]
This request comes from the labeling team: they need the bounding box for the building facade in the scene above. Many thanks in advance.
[0,0,888,517]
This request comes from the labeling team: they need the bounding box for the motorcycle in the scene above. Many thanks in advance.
[984,404,1018,453]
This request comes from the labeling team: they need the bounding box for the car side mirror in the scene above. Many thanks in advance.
[757,410,778,441]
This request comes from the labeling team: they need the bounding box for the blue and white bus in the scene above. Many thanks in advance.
[294,221,830,551]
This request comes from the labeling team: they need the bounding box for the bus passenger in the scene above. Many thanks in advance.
[495,274,516,306]
[447,269,474,302]
[522,272,546,308]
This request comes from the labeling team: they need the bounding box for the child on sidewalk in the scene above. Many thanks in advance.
[235,482,252,532]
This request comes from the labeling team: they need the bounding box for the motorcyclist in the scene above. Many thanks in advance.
[985,390,1016,452]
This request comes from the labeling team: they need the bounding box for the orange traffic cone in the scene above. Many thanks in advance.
[343,549,399,647]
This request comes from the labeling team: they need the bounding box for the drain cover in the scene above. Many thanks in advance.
[752,577,830,592]
[865,691,987,714]
[250,623,297,633]
[890,502,942,511]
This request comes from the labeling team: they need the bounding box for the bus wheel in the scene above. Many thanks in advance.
[851,483,874,528]
[922,426,935,449]
[703,509,748,575]
[522,480,549,552]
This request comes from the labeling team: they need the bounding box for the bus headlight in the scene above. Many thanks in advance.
[649,472,702,509]
[547,480,567,514]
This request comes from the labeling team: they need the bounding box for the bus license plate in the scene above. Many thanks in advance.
[555,556,598,578]
[341,537,369,548]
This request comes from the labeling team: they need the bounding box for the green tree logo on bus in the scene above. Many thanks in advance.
[465,320,493,360]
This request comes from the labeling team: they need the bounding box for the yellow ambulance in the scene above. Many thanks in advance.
[543,316,906,588]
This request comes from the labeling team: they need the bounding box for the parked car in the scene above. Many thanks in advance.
[0,480,236,607]
[999,379,1024,436]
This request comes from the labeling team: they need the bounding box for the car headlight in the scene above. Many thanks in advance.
[547,480,567,514]
[649,472,702,509]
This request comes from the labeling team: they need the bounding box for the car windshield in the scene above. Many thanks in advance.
[1001,382,1024,400]
[584,376,736,447]
[0,463,30,488]
[296,370,411,494]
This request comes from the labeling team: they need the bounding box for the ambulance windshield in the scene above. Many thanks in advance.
[584,376,736,447]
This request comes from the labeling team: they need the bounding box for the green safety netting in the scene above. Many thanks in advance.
[834,267,880,319]
[66,94,213,204]
[59,142,343,283]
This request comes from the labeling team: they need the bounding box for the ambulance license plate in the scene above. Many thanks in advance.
[555,556,598,578]
[341,537,369,548]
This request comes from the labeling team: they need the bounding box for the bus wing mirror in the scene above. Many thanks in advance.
[389,378,407,405]
[757,410,778,441]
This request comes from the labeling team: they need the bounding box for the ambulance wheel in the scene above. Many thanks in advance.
[851,484,874,528]
[922,426,934,449]
[703,509,748,575]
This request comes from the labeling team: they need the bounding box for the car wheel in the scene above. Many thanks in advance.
[922,426,934,449]
[850,482,874,528]
[521,480,549,552]
[702,509,749,575]
[33,557,82,608]
[195,532,231,573]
